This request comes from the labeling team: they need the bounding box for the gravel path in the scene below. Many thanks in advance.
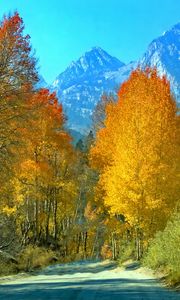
[0,260,179,299]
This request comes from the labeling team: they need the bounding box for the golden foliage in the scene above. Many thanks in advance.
[91,68,179,238]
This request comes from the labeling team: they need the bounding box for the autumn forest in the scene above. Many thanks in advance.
[0,13,179,285]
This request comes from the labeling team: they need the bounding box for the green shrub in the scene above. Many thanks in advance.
[143,212,180,285]
[118,240,135,264]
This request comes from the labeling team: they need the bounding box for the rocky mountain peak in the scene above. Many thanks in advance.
[52,47,125,90]
[48,22,180,134]
[139,22,180,102]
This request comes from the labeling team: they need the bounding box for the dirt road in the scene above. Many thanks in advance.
[0,260,179,299]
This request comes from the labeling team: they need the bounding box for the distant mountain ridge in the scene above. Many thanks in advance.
[52,47,125,91]
[139,22,180,103]
[50,47,135,133]
[47,22,180,133]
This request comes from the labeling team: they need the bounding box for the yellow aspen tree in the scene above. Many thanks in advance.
[91,68,179,258]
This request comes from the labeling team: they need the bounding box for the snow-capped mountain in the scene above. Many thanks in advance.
[139,22,180,103]
[50,22,180,133]
[51,47,135,133]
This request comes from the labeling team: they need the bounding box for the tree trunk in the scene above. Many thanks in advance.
[136,228,143,260]
[45,197,52,245]
[84,231,88,259]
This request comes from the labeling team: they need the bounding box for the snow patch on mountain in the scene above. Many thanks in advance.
[50,22,180,133]
[51,47,135,133]
[139,22,180,103]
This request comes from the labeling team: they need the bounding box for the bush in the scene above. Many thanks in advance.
[118,240,135,264]
[143,212,180,286]
[17,245,57,272]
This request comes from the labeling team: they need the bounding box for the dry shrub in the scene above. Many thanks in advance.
[0,251,18,276]
[0,261,17,276]
[18,245,57,272]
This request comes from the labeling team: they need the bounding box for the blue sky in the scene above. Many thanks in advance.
[0,0,179,83]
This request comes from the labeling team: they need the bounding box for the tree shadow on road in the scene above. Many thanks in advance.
[124,261,140,271]
[33,260,118,276]
[0,277,179,300]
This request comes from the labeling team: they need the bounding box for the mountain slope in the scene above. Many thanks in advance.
[52,47,125,90]
[139,22,180,103]
[51,47,135,133]
[51,22,180,133]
